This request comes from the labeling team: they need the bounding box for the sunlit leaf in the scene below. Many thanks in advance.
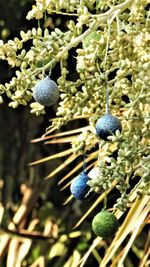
[45,153,78,179]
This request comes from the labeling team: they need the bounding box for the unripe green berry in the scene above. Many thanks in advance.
[92,210,119,238]
[33,76,59,106]
[83,31,101,47]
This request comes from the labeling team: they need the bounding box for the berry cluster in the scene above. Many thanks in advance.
[33,75,121,239]
[70,171,119,238]
[70,170,119,238]
[70,112,122,238]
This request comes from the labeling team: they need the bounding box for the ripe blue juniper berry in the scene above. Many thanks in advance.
[70,171,93,200]
[33,76,59,106]
[96,113,122,141]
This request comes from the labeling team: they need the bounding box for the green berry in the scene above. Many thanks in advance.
[83,31,101,47]
[33,76,59,106]
[92,210,119,238]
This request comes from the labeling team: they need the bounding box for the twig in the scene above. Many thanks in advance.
[0,228,53,240]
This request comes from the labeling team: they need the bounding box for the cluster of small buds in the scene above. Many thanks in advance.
[30,102,45,116]
[71,130,98,154]
[0,27,67,112]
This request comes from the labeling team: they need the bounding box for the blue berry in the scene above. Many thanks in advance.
[96,113,122,141]
[33,76,59,106]
[70,171,92,200]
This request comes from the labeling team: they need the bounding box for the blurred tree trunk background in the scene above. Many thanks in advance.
[0,0,45,208]
[0,0,69,208]
[0,3,91,266]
